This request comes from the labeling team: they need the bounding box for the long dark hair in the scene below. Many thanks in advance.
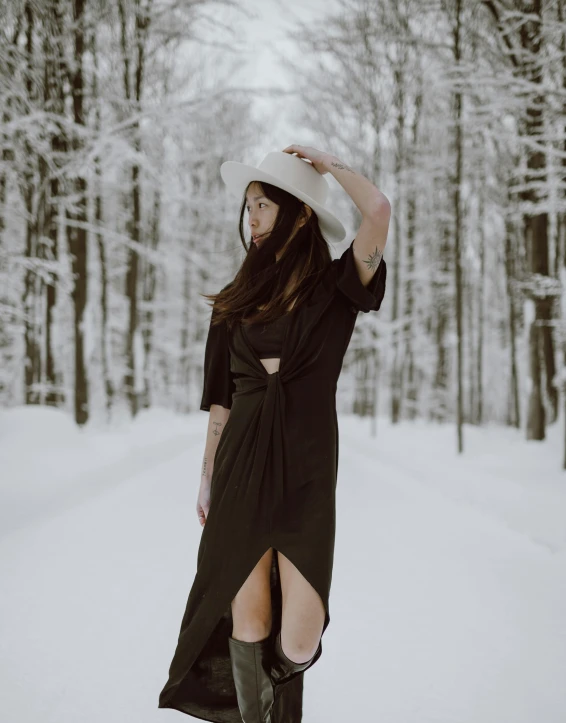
[203,181,332,330]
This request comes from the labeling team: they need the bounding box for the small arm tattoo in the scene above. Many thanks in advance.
[329,160,356,174]
[202,456,208,476]
[364,246,383,272]
[212,421,222,436]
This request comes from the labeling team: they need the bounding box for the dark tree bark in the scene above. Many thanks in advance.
[353,348,373,417]
[91,26,114,417]
[452,0,464,453]
[0,16,22,402]
[140,188,160,410]
[519,2,556,437]
[67,0,89,425]
[390,64,404,425]
[482,0,557,440]
[402,75,423,419]
[403,84,421,422]
[119,0,152,417]
[559,0,566,470]
[370,346,380,437]
[504,220,521,429]
[476,160,486,425]
[44,0,67,407]
[22,2,41,405]
[404,184,417,421]
[431,230,451,423]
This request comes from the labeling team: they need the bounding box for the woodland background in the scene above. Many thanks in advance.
[0,0,561,463]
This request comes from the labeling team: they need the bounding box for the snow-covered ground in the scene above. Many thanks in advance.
[0,406,564,723]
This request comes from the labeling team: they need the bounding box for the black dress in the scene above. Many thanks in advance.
[158,238,387,722]
[242,313,291,360]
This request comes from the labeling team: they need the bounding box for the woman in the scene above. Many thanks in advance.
[158,146,390,722]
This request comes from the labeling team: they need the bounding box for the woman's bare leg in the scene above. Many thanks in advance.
[231,547,273,641]
[277,550,325,664]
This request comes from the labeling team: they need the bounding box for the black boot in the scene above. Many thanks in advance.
[270,631,322,686]
[228,635,275,723]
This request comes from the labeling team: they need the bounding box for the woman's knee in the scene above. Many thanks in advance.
[277,551,325,662]
[280,627,322,664]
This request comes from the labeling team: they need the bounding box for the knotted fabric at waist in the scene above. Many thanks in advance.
[232,371,287,522]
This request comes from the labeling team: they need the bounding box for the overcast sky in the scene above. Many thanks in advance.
[202,0,357,236]
[218,0,343,160]
[230,0,330,83]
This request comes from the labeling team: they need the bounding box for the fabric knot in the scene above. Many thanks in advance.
[237,369,286,528]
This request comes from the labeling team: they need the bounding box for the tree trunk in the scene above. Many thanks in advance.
[482,0,557,440]
[120,0,152,417]
[0,19,21,402]
[520,1,554,439]
[558,0,566,469]
[404,86,422,422]
[179,252,191,413]
[452,0,464,452]
[390,65,404,425]
[92,29,114,418]
[67,0,89,425]
[370,346,380,437]
[22,3,41,405]
[504,220,520,428]
[124,159,140,417]
[404,176,417,421]
[44,0,67,407]
[140,189,160,410]
[476,160,486,425]
[432,228,450,423]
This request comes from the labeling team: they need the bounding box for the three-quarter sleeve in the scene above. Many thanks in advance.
[334,238,387,313]
[200,304,236,412]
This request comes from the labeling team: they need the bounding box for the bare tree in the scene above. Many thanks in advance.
[67,0,89,425]
[482,0,557,441]
[118,0,152,418]
[91,22,114,417]
[22,2,42,405]
[43,0,67,407]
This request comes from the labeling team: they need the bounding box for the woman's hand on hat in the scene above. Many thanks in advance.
[281,145,331,176]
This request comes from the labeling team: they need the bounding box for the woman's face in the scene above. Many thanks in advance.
[246,183,279,248]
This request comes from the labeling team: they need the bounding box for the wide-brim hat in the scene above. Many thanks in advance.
[220,151,347,243]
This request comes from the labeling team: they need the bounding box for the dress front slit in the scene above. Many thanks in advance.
[159,535,330,723]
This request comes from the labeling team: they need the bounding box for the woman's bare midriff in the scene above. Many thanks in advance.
[259,358,280,375]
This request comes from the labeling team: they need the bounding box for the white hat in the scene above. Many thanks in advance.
[220,151,347,243]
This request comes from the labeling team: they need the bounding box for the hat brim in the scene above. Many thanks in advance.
[220,161,346,243]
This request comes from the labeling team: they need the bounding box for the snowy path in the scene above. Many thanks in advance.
[325,430,566,723]
[0,431,202,539]
[0,416,565,723]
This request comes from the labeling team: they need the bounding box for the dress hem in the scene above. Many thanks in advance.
[158,701,232,723]
[158,541,330,721]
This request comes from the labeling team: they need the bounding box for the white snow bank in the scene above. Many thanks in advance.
[0,405,202,538]
[340,415,566,552]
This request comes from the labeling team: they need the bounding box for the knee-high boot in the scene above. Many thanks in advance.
[270,631,322,686]
[228,635,275,723]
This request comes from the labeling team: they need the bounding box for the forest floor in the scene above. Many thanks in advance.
[0,406,564,723]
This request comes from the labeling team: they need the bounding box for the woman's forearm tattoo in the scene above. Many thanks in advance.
[212,421,222,436]
[202,456,208,477]
[330,159,355,174]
